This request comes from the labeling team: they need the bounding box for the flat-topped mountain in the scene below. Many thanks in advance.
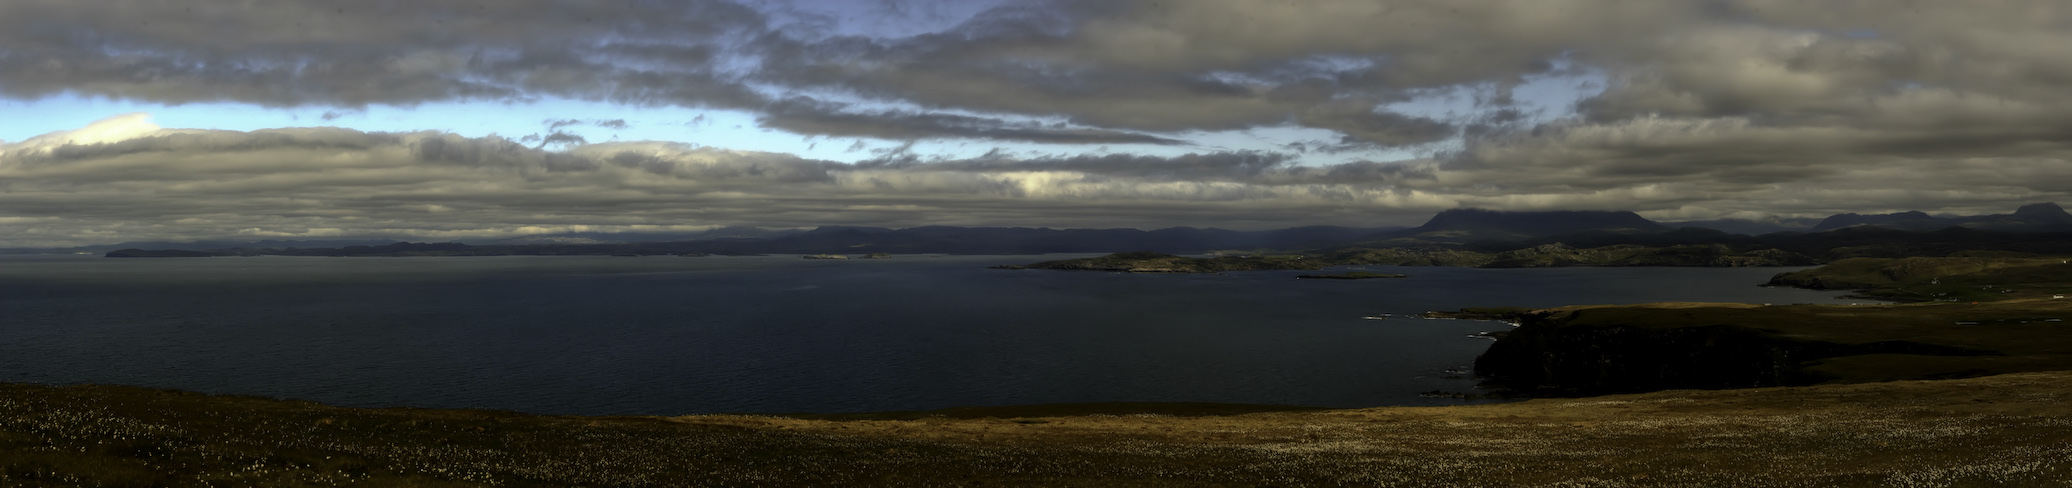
[1665,217,1822,235]
[2009,202,2072,227]
[1382,208,1670,243]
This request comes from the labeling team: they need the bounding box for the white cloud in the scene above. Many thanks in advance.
[0,113,169,158]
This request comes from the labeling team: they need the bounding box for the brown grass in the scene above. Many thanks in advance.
[6,371,2072,486]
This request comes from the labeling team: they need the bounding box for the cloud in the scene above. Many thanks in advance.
[533,131,589,149]
[5,1,2072,243]
[0,116,1445,246]
[1296,98,1456,146]
[756,96,1187,145]
[0,113,174,157]
[0,0,1669,146]
[751,0,1683,138]
[0,0,772,109]
[856,150,1295,180]
[9,109,2071,247]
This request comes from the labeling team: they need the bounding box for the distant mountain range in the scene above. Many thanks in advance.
[1661,202,2072,235]
[1807,203,2072,232]
[37,202,2072,260]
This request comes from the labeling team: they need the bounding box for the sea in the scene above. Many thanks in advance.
[0,254,1871,415]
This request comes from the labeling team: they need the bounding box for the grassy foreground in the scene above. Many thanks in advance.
[7,373,2072,487]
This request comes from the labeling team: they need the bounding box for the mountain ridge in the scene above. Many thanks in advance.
[27,203,2072,258]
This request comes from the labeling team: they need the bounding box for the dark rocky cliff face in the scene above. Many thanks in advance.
[1473,308,1995,396]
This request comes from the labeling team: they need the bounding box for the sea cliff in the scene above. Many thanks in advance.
[1472,300,2072,396]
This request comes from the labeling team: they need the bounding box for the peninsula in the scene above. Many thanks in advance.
[1470,255,2072,396]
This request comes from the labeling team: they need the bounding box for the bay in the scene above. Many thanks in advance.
[0,254,1866,415]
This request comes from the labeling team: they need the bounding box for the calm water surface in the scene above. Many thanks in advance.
[0,254,1867,415]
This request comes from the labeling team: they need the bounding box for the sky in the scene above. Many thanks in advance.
[3,0,2071,247]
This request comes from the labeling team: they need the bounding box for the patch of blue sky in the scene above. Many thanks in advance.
[1384,59,1604,127]
[2,54,1603,169]
[1364,58,1607,161]
[1510,59,1608,124]
[1,92,1458,167]
[0,93,853,160]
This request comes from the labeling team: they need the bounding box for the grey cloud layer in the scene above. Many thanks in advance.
[0,0,769,107]
[0,120,1428,246]
[4,115,2068,246]
[4,0,2072,242]
[11,1,2072,146]
[0,0,1626,145]
[10,1,2072,138]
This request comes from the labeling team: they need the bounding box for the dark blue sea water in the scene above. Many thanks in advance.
[0,254,1867,415]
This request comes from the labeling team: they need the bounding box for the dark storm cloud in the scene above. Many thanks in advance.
[0,0,771,108]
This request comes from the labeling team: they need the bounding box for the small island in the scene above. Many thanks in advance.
[1295,271,1407,280]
